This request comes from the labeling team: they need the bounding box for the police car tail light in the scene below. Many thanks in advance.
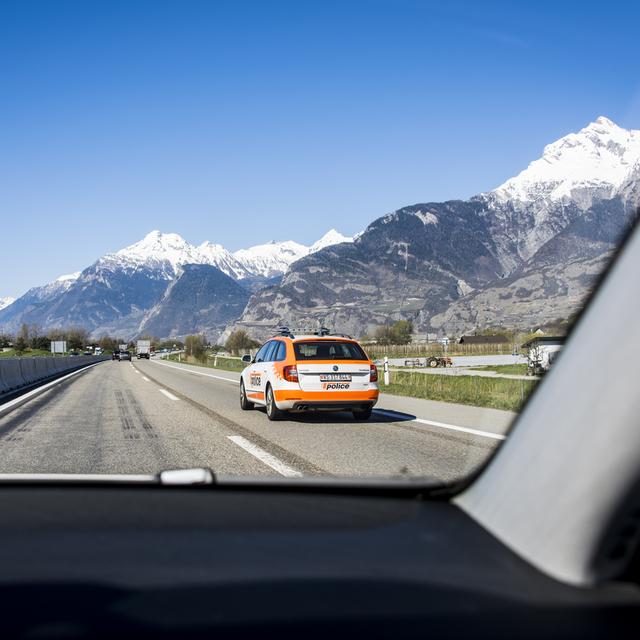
[370,364,378,382]
[283,365,299,382]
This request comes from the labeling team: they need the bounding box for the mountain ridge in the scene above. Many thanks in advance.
[0,227,353,338]
[233,117,640,339]
[2,116,637,341]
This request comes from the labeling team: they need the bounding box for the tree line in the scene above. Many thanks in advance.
[0,324,185,355]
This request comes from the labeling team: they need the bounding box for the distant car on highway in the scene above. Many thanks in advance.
[240,328,379,421]
[119,351,131,361]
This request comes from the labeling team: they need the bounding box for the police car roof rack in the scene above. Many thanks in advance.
[276,326,294,338]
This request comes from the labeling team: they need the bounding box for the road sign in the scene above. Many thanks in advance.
[50,341,67,354]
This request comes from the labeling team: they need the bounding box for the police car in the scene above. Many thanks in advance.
[239,329,379,421]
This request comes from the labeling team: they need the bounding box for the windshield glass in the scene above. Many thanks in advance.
[0,1,637,487]
[294,341,368,361]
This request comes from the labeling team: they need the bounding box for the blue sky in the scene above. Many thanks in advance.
[1,0,639,297]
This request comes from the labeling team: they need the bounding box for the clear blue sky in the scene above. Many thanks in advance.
[1,0,639,297]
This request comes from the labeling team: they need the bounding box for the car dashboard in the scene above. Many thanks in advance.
[0,484,638,638]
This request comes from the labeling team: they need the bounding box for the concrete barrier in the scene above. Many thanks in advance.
[0,356,103,399]
[0,359,25,392]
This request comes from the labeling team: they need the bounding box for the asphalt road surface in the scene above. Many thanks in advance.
[0,359,516,481]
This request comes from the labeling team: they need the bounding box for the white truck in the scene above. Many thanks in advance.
[136,339,151,360]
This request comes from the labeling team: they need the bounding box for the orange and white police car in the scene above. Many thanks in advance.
[239,329,379,421]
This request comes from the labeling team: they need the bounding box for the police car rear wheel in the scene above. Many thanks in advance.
[239,380,253,410]
[265,385,282,421]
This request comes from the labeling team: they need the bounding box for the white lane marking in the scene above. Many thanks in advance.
[374,409,506,441]
[159,388,179,401]
[227,435,303,478]
[0,362,103,416]
[152,360,238,384]
[142,376,150,382]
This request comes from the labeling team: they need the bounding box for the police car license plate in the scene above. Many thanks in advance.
[319,373,351,382]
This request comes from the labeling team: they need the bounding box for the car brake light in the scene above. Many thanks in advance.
[283,365,298,382]
[370,364,378,382]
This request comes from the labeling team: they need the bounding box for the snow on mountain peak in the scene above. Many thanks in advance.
[0,296,15,311]
[491,116,640,207]
[309,229,353,253]
[106,230,203,277]
[233,240,309,278]
[231,230,352,277]
[65,226,357,285]
[197,241,250,279]
[56,271,81,283]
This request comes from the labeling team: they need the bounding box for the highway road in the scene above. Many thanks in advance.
[0,359,516,481]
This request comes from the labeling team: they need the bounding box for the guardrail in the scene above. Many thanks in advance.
[0,356,106,399]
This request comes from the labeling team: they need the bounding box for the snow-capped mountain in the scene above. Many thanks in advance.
[233,240,310,278]
[97,231,204,280]
[0,297,15,311]
[92,229,351,281]
[236,116,640,338]
[0,228,352,337]
[197,241,250,279]
[229,230,353,279]
[3,115,637,340]
[477,117,640,266]
[309,229,353,253]
[491,117,640,208]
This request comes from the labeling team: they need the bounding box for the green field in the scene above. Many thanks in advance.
[381,370,536,412]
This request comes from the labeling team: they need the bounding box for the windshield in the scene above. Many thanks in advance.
[0,1,637,488]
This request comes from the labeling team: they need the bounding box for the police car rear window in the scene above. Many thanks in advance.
[294,341,367,361]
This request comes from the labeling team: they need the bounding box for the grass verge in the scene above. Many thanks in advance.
[167,353,245,373]
[381,370,536,412]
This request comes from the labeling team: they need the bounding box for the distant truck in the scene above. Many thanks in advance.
[136,340,151,360]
